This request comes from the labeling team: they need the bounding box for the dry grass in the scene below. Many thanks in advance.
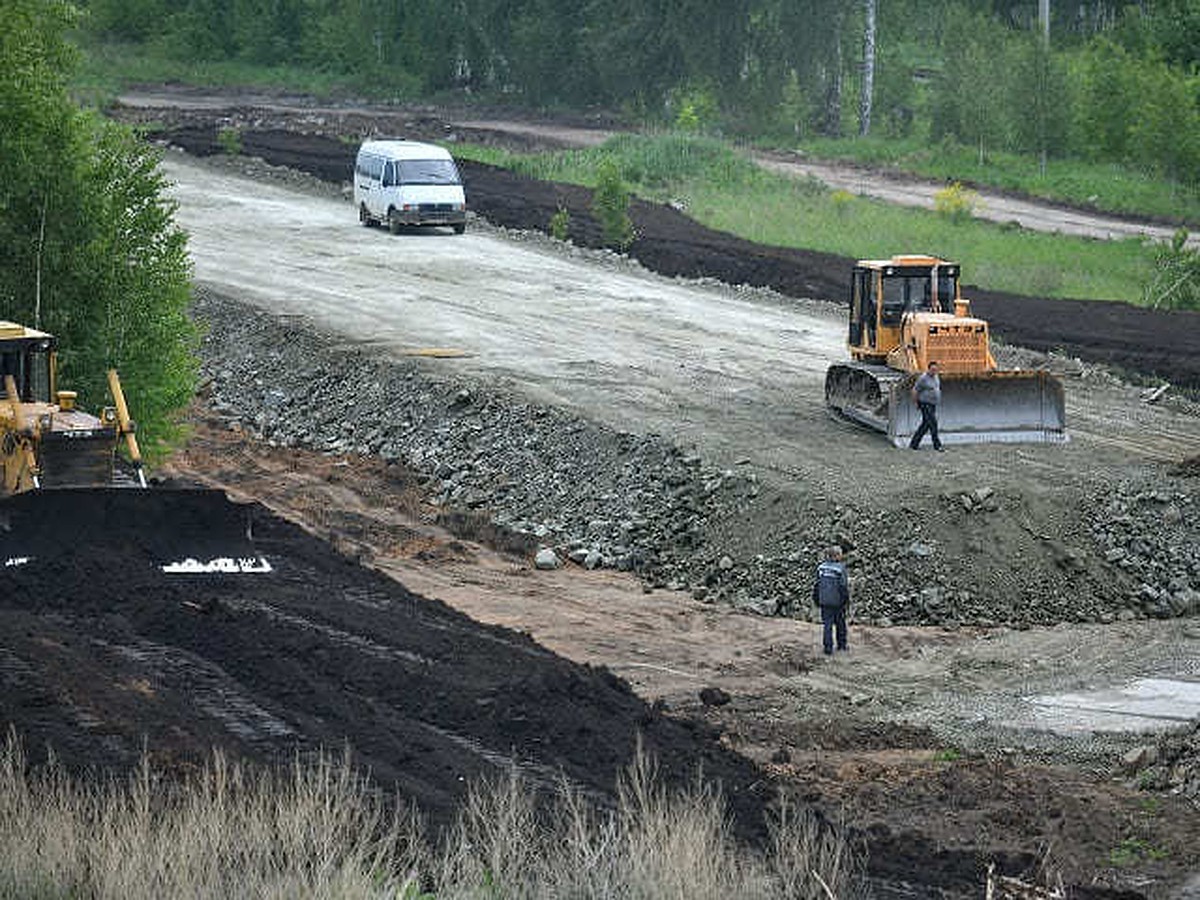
[0,730,865,899]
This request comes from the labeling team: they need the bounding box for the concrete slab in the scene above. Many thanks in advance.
[1024,678,1200,734]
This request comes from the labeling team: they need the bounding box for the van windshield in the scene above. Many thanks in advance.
[398,159,461,185]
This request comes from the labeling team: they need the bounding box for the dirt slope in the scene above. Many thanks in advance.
[0,486,768,839]
[159,404,1200,899]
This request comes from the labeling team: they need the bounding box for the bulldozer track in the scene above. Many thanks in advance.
[98,638,297,742]
[217,597,434,669]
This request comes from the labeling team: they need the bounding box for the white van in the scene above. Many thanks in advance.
[354,140,467,234]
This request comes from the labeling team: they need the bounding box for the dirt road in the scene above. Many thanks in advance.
[163,152,1200,490]
[123,88,1196,247]
[456,114,1198,248]
[162,153,842,447]
[750,153,1200,249]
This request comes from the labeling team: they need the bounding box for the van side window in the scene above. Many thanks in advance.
[382,161,395,187]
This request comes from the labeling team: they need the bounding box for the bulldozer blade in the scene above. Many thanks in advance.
[0,487,268,572]
[887,370,1067,447]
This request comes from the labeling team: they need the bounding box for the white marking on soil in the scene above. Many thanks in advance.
[162,556,274,573]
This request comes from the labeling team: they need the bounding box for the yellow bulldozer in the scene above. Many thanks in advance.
[825,255,1067,446]
[0,320,144,494]
[0,320,264,570]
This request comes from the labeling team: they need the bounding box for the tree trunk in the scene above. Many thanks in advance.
[859,0,877,137]
[823,11,844,137]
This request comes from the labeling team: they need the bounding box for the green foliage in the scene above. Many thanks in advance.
[1068,39,1136,163]
[0,0,198,457]
[70,0,1200,187]
[591,159,634,251]
[395,878,436,900]
[77,40,384,101]
[216,125,242,155]
[670,84,719,132]
[931,747,962,762]
[929,6,1009,163]
[1144,229,1200,311]
[1108,836,1169,867]
[830,189,856,218]
[786,135,1200,224]
[933,181,980,222]
[548,205,570,242]
[468,133,758,199]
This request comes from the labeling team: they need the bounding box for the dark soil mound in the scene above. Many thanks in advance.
[0,487,255,564]
[149,124,1200,390]
[0,488,768,839]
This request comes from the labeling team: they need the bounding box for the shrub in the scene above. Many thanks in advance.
[1143,228,1200,310]
[0,734,867,900]
[830,189,856,217]
[216,126,242,155]
[549,205,570,241]
[670,85,719,132]
[933,181,981,222]
[591,158,634,250]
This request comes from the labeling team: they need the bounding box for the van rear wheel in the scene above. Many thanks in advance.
[359,204,373,227]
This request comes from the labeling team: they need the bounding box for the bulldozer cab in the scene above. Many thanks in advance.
[0,323,55,403]
[848,256,961,361]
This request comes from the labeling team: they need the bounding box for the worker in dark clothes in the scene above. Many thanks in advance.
[909,359,945,451]
[812,545,850,655]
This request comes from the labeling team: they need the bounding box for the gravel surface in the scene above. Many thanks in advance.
[191,230,1200,634]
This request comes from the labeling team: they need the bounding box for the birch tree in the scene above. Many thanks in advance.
[859,0,877,136]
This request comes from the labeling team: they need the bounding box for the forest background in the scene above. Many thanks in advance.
[84,0,1200,187]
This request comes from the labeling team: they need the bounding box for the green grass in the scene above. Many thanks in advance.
[932,747,963,762]
[71,40,388,108]
[1108,836,1169,868]
[455,134,1159,303]
[779,136,1200,225]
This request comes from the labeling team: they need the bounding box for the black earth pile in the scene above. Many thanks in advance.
[0,487,255,563]
[0,487,769,840]
[146,123,1200,390]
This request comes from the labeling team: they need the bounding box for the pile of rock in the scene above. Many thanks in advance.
[194,291,1199,630]
[1089,484,1200,620]
[196,291,734,582]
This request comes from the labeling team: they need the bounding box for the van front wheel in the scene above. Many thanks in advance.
[388,210,403,235]
[453,223,466,235]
